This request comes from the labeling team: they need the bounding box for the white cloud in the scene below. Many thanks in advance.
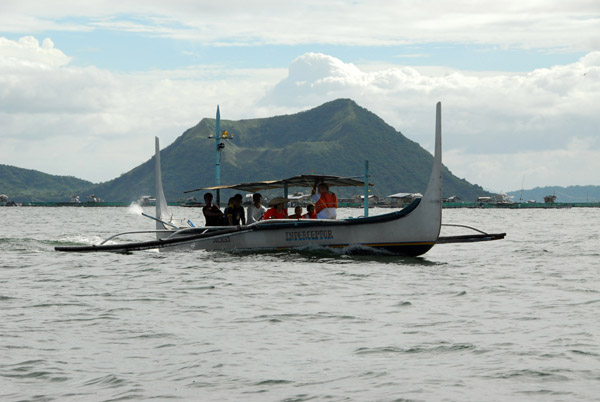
[0,36,282,182]
[0,36,70,67]
[1,36,598,191]
[1,1,598,51]
[446,136,600,192]
[261,52,600,189]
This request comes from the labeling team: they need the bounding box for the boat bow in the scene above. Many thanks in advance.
[415,101,443,241]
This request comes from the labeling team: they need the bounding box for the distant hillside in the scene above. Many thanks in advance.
[0,164,93,202]
[507,185,600,203]
[86,99,488,202]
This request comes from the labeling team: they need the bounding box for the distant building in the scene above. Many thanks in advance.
[87,194,104,203]
[442,195,460,203]
[138,195,155,205]
[544,195,557,203]
[288,192,311,206]
[478,194,512,204]
[343,194,380,207]
[389,192,422,207]
[491,193,513,204]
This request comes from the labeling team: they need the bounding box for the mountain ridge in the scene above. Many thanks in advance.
[0,164,93,202]
[3,99,490,202]
[507,185,600,203]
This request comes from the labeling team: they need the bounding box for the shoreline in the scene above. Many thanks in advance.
[3,201,599,209]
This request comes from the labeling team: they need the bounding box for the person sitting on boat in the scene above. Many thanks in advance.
[246,193,267,224]
[223,197,234,224]
[262,197,289,220]
[311,182,338,219]
[202,193,224,226]
[225,194,246,226]
[302,204,317,219]
[289,205,303,219]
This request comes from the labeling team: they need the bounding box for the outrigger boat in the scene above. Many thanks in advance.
[55,103,505,255]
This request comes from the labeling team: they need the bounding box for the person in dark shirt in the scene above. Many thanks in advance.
[202,193,224,226]
[226,194,246,225]
[223,197,234,225]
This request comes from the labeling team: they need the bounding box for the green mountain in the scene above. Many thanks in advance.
[507,185,600,203]
[87,99,487,202]
[0,164,93,202]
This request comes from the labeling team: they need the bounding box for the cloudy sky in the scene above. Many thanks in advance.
[1,1,598,192]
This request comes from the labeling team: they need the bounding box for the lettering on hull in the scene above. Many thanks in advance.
[285,230,334,242]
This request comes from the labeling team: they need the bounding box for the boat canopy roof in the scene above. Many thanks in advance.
[184,174,373,194]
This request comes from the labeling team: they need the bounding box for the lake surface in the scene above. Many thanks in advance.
[1,206,599,402]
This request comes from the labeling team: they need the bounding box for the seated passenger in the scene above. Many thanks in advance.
[202,193,224,226]
[246,193,267,224]
[262,197,289,220]
[311,182,338,219]
[289,205,303,219]
[225,193,245,225]
[223,197,234,225]
[302,204,317,219]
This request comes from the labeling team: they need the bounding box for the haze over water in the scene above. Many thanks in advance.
[1,206,599,401]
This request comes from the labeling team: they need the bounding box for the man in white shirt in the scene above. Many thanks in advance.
[246,193,267,223]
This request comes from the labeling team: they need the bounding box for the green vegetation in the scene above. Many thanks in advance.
[2,99,490,202]
[0,164,93,202]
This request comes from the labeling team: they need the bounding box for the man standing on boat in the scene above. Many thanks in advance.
[312,183,338,219]
[246,193,267,224]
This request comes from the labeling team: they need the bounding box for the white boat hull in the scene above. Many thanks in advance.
[163,205,435,255]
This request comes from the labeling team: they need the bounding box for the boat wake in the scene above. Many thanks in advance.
[60,234,107,246]
[127,202,144,215]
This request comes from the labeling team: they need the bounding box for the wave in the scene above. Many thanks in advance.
[354,343,475,355]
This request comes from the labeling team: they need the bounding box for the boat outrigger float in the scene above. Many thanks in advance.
[55,102,505,255]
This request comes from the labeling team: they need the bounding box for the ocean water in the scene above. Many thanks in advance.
[0,206,598,402]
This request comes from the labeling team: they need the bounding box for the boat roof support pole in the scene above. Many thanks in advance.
[364,160,369,217]
[215,105,221,207]
[284,183,289,208]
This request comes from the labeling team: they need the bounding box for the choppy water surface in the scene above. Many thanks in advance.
[1,206,598,401]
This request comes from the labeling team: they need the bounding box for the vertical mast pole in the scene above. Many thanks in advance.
[215,105,221,207]
[364,160,369,217]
